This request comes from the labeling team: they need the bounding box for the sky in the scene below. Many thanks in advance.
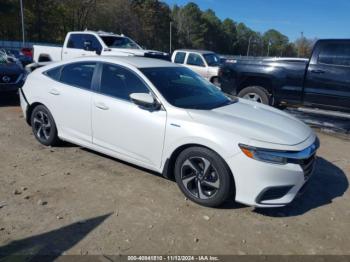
[164,0,350,41]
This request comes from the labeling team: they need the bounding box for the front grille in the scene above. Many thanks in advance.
[300,154,316,180]
[0,73,21,84]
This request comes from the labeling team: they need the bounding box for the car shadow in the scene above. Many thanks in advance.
[80,147,164,179]
[0,92,19,107]
[254,157,348,217]
[0,213,111,260]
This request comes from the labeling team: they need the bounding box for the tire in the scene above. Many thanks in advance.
[30,105,60,146]
[211,77,220,87]
[237,86,270,105]
[174,147,233,207]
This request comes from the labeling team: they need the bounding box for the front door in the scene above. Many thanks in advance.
[186,53,208,79]
[62,33,102,60]
[303,41,350,111]
[92,63,167,169]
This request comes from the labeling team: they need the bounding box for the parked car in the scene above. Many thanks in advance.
[219,39,350,112]
[33,30,170,63]
[0,51,25,93]
[2,49,33,66]
[21,47,33,58]
[19,56,318,208]
[171,49,221,86]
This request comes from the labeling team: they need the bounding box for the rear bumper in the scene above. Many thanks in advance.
[19,88,29,121]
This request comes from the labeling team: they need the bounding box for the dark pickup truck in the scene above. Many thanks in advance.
[219,39,350,112]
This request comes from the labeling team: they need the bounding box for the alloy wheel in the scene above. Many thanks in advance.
[243,92,263,103]
[33,110,52,141]
[180,157,220,200]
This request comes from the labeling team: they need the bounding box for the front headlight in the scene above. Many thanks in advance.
[239,144,287,165]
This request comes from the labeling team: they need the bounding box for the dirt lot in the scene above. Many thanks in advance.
[0,94,349,256]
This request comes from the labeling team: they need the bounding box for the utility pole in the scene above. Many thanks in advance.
[247,36,252,56]
[20,0,25,47]
[267,40,271,57]
[169,21,172,54]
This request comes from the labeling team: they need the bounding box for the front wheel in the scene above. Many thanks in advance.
[174,147,234,207]
[30,105,60,146]
[237,86,270,105]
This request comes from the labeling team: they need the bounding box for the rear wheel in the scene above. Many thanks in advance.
[174,147,233,207]
[30,105,60,146]
[238,86,270,105]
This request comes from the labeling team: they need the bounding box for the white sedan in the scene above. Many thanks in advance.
[19,56,319,207]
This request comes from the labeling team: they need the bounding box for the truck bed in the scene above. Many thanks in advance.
[33,45,62,63]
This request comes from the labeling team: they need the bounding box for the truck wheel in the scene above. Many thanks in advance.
[211,77,220,87]
[238,86,270,105]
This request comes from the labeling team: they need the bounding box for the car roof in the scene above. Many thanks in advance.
[174,49,215,55]
[66,56,178,68]
[69,30,125,38]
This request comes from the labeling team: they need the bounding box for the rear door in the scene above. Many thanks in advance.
[44,62,97,143]
[303,40,350,110]
[62,33,102,60]
[185,53,209,79]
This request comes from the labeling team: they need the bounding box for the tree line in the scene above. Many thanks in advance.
[0,0,315,57]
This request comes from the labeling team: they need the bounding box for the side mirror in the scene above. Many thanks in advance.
[130,93,160,110]
[95,49,102,55]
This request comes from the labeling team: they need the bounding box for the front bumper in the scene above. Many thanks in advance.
[0,81,24,92]
[227,141,317,207]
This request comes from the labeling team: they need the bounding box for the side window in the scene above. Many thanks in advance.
[318,43,350,67]
[45,66,62,81]
[174,52,186,64]
[100,64,149,101]
[84,35,102,52]
[60,62,96,89]
[67,34,102,52]
[67,34,84,49]
[187,53,205,67]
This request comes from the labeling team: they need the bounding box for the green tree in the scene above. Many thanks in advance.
[295,35,315,58]
[263,29,289,56]
[220,18,237,54]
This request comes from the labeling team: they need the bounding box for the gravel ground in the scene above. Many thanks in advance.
[0,94,349,256]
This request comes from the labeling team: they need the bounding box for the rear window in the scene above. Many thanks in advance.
[174,52,186,64]
[318,43,350,66]
[45,66,62,81]
[60,62,96,89]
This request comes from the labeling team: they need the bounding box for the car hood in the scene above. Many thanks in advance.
[0,61,23,73]
[187,99,312,146]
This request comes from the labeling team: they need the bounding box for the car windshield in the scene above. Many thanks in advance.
[100,36,142,50]
[141,67,235,110]
[203,53,221,66]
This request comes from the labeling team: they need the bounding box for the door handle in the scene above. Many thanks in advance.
[49,89,60,95]
[311,69,325,74]
[95,102,109,110]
